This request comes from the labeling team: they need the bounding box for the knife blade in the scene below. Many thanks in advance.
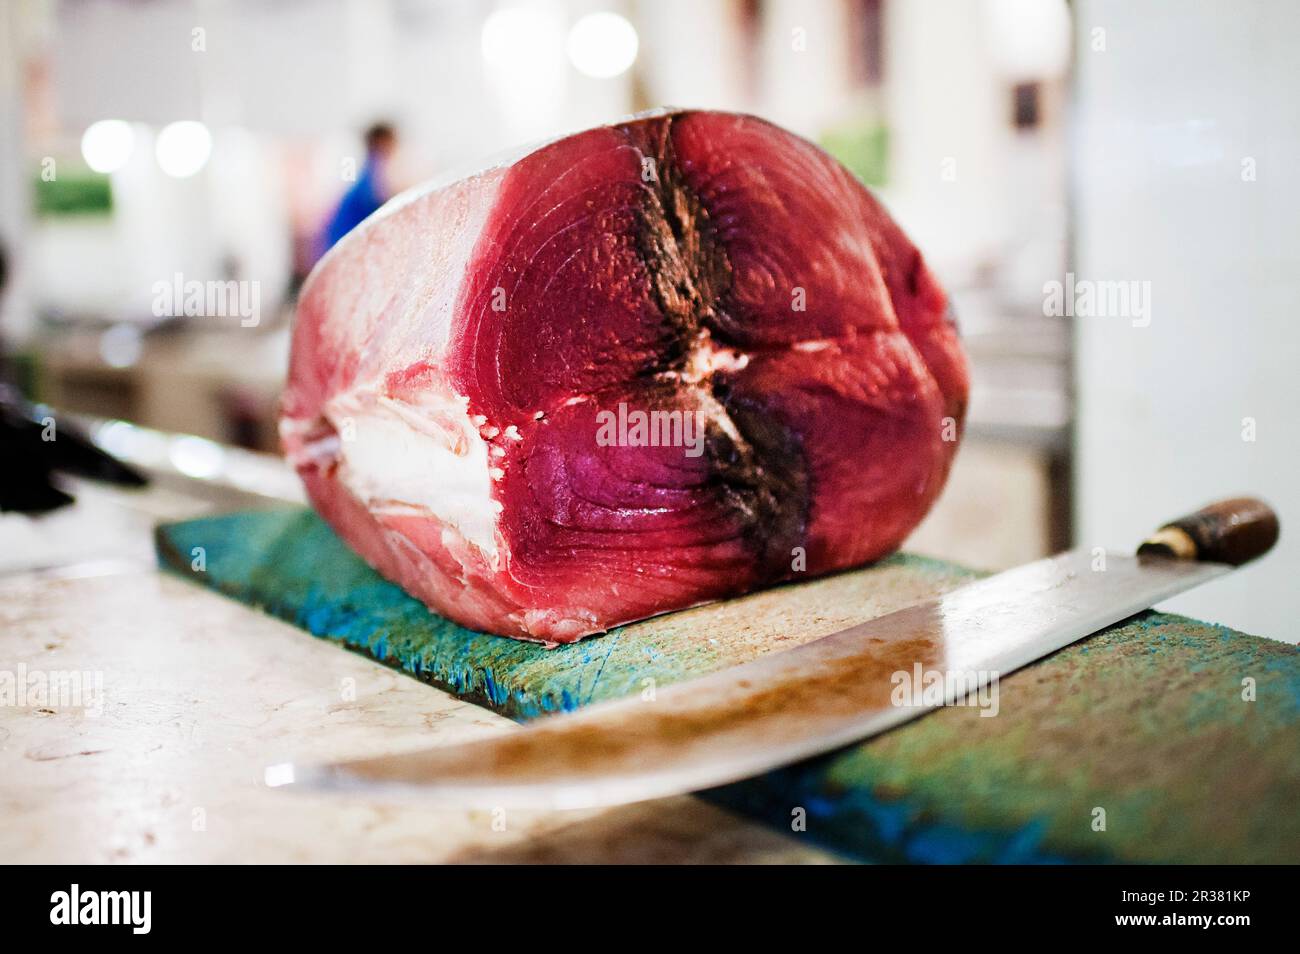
[267,497,1278,809]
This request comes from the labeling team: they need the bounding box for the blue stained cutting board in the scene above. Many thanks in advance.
[156,506,1300,864]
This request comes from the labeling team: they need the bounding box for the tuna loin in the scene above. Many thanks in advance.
[280,110,969,645]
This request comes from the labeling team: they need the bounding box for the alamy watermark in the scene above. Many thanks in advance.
[152,272,260,327]
[595,402,706,458]
[50,884,150,934]
[1043,272,1151,327]
[890,664,999,717]
[0,664,104,717]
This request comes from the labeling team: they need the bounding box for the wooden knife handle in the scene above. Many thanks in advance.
[1137,497,1279,566]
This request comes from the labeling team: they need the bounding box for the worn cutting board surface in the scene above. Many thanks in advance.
[156,507,1300,864]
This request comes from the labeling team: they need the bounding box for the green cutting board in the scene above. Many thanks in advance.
[155,507,1300,863]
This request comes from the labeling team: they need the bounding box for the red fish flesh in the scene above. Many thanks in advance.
[280,110,968,645]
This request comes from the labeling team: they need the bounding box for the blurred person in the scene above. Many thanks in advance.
[320,122,398,254]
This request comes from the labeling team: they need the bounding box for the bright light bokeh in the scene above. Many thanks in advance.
[155,120,213,178]
[99,323,142,368]
[80,119,135,173]
[984,0,1072,81]
[480,4,568,141]
[168,434,225,479]
[481,6,558,70]
[566,12,639,78]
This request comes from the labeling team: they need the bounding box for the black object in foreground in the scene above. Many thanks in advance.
[0,387,147,513]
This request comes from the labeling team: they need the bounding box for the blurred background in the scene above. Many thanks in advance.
[0,0,1294,638]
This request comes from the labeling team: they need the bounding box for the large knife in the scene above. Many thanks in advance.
[267,497,1279,809]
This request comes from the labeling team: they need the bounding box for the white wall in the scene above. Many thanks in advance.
[884,0,1009,277]
[1074,0,1299,640]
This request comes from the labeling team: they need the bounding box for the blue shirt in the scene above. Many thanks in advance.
[323,160,385,251]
